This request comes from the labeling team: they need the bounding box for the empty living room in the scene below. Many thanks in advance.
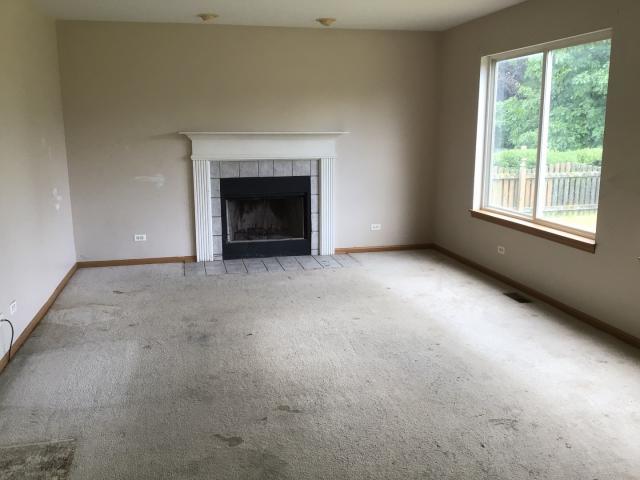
[1,0,639,477]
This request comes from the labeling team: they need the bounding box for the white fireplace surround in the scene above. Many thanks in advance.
[180,132,347,262]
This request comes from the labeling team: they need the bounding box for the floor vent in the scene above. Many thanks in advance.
[504,292,533,303]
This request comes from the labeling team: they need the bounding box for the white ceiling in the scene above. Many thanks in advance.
[35,0,526,31]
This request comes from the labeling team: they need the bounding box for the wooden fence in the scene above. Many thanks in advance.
[490,161,601,213]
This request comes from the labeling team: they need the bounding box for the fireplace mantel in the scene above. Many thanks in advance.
[181,131,347,161]
[181,132,347,261]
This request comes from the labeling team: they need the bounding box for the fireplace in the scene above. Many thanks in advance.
[221,176,311,259]
[180,132,345,262]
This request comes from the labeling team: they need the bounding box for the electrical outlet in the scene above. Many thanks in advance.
[134,234,147,242]
[370,224,382,231]
[9,301,17,315]
[497,245,506,255]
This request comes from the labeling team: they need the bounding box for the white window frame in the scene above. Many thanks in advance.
[474,29,612,241]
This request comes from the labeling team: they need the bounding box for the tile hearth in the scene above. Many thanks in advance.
[184,254,359,277]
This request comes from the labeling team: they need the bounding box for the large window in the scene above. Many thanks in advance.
[475,31,612,240]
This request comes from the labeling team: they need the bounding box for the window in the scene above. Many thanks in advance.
[475,31,612,241]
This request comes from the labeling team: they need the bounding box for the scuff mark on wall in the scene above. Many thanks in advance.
[52,187,63,211]
[134,174,165,188]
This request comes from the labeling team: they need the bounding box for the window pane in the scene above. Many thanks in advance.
[486,53,543,217]
[538,40,611,233]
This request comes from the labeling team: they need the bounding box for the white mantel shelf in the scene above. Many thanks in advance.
[180,131,348,162]
[180,131,348,135]
[181,131,347,260]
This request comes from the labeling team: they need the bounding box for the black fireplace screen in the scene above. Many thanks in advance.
[220,176,311,259]
[226,197,305,242]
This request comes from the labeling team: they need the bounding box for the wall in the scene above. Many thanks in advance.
[57,22,439,260]
[434,0,640,337]
[0,0,77,356]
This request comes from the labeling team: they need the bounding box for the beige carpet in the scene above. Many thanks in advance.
[0,250,638,479]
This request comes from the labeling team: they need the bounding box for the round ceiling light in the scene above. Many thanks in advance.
[197,13,219,23]
[316,18,336,27]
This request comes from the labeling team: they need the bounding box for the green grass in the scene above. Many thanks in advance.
[543,211,597,232]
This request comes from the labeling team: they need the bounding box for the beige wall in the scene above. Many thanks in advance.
[20,1,637,340]
[57,22,439,260]
[0,0,77,355]
[434,0,640,337]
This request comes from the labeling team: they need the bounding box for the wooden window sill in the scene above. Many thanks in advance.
[470,209,596,253]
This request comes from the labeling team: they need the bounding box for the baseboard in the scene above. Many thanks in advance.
[3,245,636,374]
[335,244,433,254]
[430,244,640,349]
[0,255,196,373]
[77,256,196,268]
[0,263,78,374]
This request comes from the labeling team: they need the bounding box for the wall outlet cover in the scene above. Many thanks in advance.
[497,245,506,255]
[9,301,17,315]
[370,224,382,231]
[134,234,147,242]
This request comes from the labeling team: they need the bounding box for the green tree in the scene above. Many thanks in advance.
[494,54,543,150]
[493,39,610,153]
[547,40,611,151]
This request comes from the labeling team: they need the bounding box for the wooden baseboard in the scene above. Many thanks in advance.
[0,263,78,373]
[3,245,636,375]
[77,256,196,268]
[430,244,640,349]
[1,255,196,373]
[335,244,433,254]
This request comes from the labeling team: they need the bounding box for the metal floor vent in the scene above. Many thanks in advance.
[504,292,533,304]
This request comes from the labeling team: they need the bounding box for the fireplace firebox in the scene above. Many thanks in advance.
[220,176,311,259]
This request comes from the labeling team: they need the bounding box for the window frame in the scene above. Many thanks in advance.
[474,29,612,242]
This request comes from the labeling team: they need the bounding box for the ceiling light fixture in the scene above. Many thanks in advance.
[316,18,336,27]
[197,13,219,23]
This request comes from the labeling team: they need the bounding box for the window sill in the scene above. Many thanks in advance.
[469,209,596,253]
